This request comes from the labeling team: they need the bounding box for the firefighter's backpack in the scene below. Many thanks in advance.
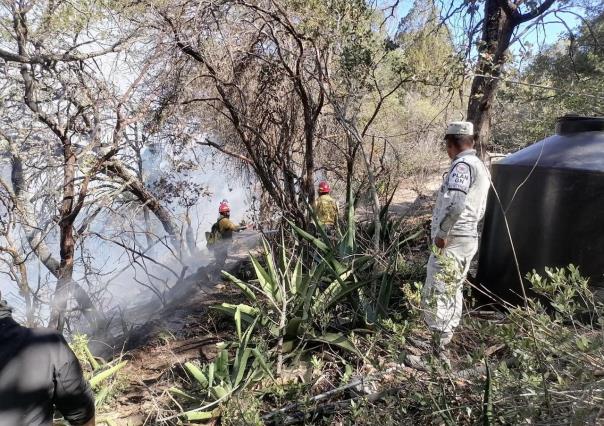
[206,220,222,247]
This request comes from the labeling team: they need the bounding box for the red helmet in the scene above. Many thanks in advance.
[318,181,330,194]
[219,200,230,214]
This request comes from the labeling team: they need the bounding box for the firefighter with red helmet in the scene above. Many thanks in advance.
[206,200,247,270]
[313,181,338,235]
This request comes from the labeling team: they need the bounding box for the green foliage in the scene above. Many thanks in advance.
[220,389,264,425]
[70,333,101,371]
[527,264,595,318]
[493,6,604,150]
[70,334,127,410]
[395,0,459,93]
[216,234,364,356]
[298,206,425,324]
[172,213,427,421]
[89,361,128,390]
[357,265,603,425]
[171,321,272,421]
[471,266,603,424]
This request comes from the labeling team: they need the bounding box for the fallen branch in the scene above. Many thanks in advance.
[262,364,407,422]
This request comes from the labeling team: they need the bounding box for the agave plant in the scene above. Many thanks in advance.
[171,321,273,421]
[290,210,423,324]
[214,234,366,372]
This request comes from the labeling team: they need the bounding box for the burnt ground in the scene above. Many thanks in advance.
[94,233,260,425]
[98,282,243,424]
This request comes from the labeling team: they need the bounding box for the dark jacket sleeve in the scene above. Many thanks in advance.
[53,335,95,425]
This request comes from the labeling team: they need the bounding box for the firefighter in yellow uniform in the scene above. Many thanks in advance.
[209,200,246,270]
[313,181,338,236]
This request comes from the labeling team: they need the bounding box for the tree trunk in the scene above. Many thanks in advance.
[184,210,201,258]
[303,123,316,211]
[9,149,101,330]
[134,137,156,251]
[467,0,515,156]
[345,152,354,210]
[16,254,34,326]
[50,143,77,331]
[467,0,558,155]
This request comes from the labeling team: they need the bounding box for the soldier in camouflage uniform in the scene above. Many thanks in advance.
[408,122,490,368]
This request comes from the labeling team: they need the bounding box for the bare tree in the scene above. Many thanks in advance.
[0,178,36,325]
[148,0,328,227]
[0,1,195,331]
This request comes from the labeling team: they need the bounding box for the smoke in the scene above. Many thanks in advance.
[0,144,255,333]
[86,146,254,335]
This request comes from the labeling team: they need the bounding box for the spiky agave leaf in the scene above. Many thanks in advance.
[232,347,252,388]
[234,306,243,340]
[375,261,396,319]
[89,361,127,389]
[184,410,218,421]
[167,386,197,401]
[322,279,371,312]
[215,349,230,382]
[84,344,101,371]
[300,262,326,322]
[252,348,274,381]
[207,362,215,389]
[310,332,362,358]
[312,269,353,315]
[221,270,257,302]
[483,359,494,426]
[288,221,330,254]
[230,319,257,388]
[289,257,303,295]
[262,238,283,302]
[184,362,209,389]
[250,255,280,303]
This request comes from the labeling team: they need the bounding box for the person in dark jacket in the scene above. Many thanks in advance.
[0,292,95,426]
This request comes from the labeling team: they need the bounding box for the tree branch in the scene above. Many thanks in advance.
[197,139,253,165]
[518,0,557,24]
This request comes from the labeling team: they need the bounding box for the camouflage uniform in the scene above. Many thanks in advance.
[422,149,490,345]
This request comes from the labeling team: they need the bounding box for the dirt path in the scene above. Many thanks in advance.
[388,169,443,217]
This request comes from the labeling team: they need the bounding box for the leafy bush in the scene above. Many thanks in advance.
[403,265,604,424]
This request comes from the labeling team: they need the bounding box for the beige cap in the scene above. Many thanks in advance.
[446,121,474,136]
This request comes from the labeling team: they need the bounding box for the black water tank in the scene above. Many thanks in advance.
[476,116,604,304]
